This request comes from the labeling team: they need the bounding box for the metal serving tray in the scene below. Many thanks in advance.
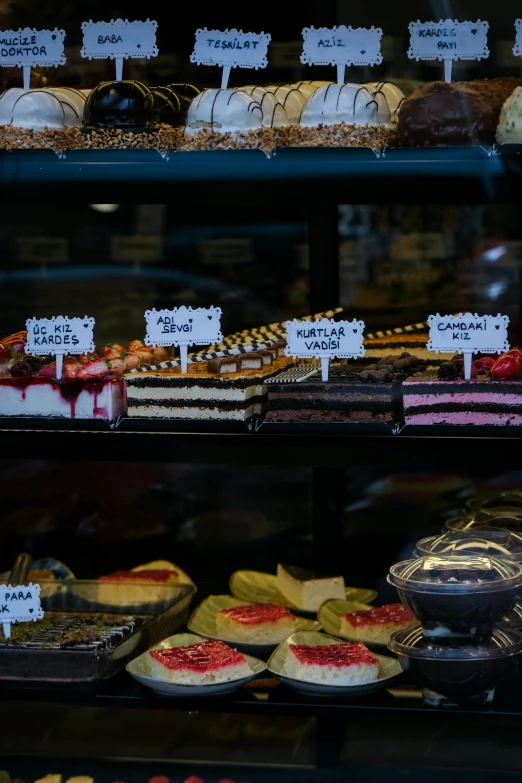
[0,580,195,685]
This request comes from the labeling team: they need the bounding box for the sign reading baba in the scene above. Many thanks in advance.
[0,27,65,68]
[25,316,95,354]
[285,318,365,381]
[0,583,44,639]
[408,19,489,61]
[81,18,158,60]
[301,25,383,68]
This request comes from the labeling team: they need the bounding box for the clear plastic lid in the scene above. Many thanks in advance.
[389,626,522,660]
[446,515,522,534]
[415,531,522,563]
[466,492,522,513]
[388,555,522,593]
[497,604,522,630]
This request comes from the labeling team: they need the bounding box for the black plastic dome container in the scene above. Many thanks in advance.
[83,80,158,132]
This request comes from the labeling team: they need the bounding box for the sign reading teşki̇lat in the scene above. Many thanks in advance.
[190,28,271,89]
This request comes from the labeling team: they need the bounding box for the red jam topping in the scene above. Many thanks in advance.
[150,641,246,672]
[219,603,294,625]
[342,604,414,628]
[99,569,177,582]
[289,643,378,668]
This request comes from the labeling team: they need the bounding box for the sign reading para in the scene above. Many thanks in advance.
[145,306,223,373]
[514,19,522,58]
[81,19,158,80]
[428,313,509,379]
[0,27,66,68]
[301,25,383,78]
[190,28,271,89]
[0,583,44,639]
[285,318,365,381]
[25,316,95,380]
[408,19,489,82]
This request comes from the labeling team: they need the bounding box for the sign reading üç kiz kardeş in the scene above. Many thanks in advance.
[301,25,383,85]
[408,20,489,83]
[145,306,223,374]
[0,583,44,639]
[285,318,366,382]
[428,313,509,380]
[25,316,95,381]
[81,19,158,81]
[0,28,65,90]
[191,29,271,89]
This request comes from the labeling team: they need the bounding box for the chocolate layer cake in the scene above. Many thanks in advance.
[364,322,436,364]
[402,371,522,428]
[125,356,292,423]
[398,78,522,147]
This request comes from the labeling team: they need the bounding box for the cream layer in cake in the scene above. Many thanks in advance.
[148,639,251,685]
[126,358,292,422]
[216,603,296,644]
[277,564,345,612]
[340,603,416,644]
[286,642,379,685]
[0,376,125,422]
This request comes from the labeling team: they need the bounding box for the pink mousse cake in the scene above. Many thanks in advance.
[402,370,522,427]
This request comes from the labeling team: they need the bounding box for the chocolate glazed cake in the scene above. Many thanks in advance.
[398,78,522,147]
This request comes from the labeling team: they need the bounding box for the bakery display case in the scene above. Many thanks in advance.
[5,1,522,782]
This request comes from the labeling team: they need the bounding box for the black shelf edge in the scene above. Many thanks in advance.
[1,428,522,467]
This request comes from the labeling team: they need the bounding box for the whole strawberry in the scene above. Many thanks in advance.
[490,353,522,379]
[76,358,109,380]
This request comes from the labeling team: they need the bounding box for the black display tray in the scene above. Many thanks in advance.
[257,421,394,435]
[0,416,113,431]
[401,424,522,438]
[117,416,255,433]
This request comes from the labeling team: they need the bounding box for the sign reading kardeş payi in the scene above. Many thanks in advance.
[428,313,509,379]
[81,19,158,80]
[0,583,44,639]
[301,25,382,84]
[191,28,271,89]
[408,19,489,82]
[145,306,223,373]
[285,318,366,382]
[0,28,65,89]
[25,316,95,380]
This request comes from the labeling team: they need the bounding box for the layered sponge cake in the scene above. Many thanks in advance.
[286,642,379,686]
[277,564,345,612]
[149,640,251,685]
[216,603,296,645]
[340,604,416,645]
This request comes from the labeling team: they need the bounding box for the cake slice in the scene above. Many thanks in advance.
[340,603,416,644]
[149,640,251,685]
[277,564,345,612]
[215,603,296,644]
[286,642,379,685]
[95,562,181,606]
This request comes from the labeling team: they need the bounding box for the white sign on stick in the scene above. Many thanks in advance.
[25,316,95,380]
[81,19,158,81]
[145,306,223,373]
[513,19,522,58]
[301,25,383,84]
[190,28,271,89]
[428,313,509,380]
[0,583,44,639]
[285,318,366,382]
[0,28,66,90]
[408,19,489,82]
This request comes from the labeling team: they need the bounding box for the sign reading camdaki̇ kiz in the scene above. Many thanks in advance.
[427,313,509,354]
[0,27,65,67]
[408,19,489,62]
[301,25,383,68]
[190,28,271,70]
[81,18,158,60]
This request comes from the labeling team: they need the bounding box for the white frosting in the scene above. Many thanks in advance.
[0,379,124,421]
[47,87,86,127]
[0,88,65,130]
[292,81,334,99]
[366,82,405,120]
[497,87,522,144]
[265,86,307,124]
[300,83,389,128]
[236,86,288,127]
[186,89,263,135]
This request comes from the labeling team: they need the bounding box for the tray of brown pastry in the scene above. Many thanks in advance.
[0,579,195,686]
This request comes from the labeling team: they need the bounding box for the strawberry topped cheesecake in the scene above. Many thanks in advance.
[216,603,296,645]
[286,641,379,685]
[149,640,251,685]
[95,560,190,607]
[340,604,416,645]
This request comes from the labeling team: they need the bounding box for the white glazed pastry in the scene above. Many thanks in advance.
[186,88,263,135]
[497,87,522,144]
[0,89,65,130]
[265,86,307,124]
[300,83,388,128]
[366,82,405,120]
[236,86,288,127]
[48,87,86,127]
[293,80,334,99]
